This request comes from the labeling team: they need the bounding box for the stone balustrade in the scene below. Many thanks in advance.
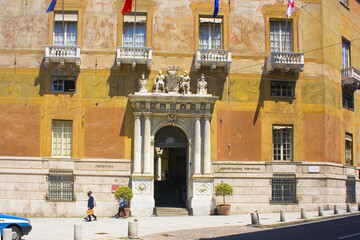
[45,45,81,66]
[267,52,304,73]
[342,67,360,90]
[117,46,152,68]
[195,49,231,71]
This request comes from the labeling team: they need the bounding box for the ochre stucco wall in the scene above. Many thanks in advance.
[217,110,261,161]
[305,113,326,162]
[0,105,40,156]
[84,107,126,159]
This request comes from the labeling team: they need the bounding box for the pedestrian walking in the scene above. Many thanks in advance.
[115,195,127,218]
[86,191,97,221]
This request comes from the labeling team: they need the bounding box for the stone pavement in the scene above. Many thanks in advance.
[22,206,360,240]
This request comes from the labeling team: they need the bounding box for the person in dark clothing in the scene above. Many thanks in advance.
[115,195,127,218]
[86,191,97,221]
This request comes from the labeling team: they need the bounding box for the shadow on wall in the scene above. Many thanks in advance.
[253,63,298,126]
[34,59,47,96]
[107,58,150,97]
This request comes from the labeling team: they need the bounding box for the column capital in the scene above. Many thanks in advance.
[203,114,212,120]
[134,112,142,117]
[143,112,152,119]
[194,115,202,120]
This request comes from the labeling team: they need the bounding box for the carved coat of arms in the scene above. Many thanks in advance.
[165,66,180,93]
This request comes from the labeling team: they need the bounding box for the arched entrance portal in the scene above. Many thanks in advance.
[154,125,188,207]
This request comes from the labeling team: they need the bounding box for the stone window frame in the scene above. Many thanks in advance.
[46,170,75,202]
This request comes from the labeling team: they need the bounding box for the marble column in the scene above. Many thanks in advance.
[155,147,163,181]
[203,115,211,175]
[133,112,142,174]
[143,113,151,174]
[194,116,201,175]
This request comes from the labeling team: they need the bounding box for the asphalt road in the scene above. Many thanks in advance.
[207,215,360,240]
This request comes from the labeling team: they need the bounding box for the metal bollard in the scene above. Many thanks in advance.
[3,228,12,240]
[301,208,306,219]
[358,202,360,211]
[347,203,351,213]
[334,205,339,214]
[251,212,259,225]
[74,224,82,240]
[280,210,285,222]
[318,206,323,216]
[128,220,139,239]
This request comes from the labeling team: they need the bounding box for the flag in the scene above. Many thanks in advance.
[287,0,295,18]
[213,0,219,18]
[46,0,57,13]
[121,0,133,15]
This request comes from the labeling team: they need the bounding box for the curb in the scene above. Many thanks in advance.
[250,211,360,228]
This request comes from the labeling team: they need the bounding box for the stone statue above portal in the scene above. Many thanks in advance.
[138,73,148,93]
[197,74,208,95]
[180,70,191,95]
[153,70,165,93]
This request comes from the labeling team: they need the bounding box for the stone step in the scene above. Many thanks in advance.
[155,207,189,216]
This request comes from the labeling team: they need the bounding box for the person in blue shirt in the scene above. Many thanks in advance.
[115,195,127,218]
[86,191,97,221]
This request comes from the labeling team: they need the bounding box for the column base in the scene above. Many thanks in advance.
[130,197,155,217]
[131,175,154,217]
[190,176,215,215]
[191,197,216,215]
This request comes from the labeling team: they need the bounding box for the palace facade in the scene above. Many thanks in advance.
[0,0,359,217]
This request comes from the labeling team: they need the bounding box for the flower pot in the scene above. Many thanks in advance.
[218,204,231,215]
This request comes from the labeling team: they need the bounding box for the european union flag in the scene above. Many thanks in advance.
[213,0,219,18]
[46,0,57,13]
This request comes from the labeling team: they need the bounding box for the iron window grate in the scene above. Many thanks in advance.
[47,171,75,201]
[270,174,298,204]
[346,177,356,203]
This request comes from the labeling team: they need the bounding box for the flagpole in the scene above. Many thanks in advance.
[133,0,137,47]
[62,0,65,45]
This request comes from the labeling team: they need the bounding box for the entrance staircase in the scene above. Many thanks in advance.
[154,207,189,216]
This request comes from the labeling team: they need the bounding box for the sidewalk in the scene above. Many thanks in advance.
[23,207,360,240]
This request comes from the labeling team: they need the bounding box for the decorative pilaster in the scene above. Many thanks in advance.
[203,115,211,175]
[143,113,151,174]
[133,112,142,174]
[194,116,201,175]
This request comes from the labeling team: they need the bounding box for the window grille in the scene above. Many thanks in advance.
[47,171,75,201]
[346,177,356,203]
[270,20,293,52]
[271,82,295,97]
[270,174,298,204]
[273,126,293,161]
[345,133,353,165]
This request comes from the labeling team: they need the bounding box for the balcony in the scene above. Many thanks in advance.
[45,45,81,66]
[342,67,360,91]
[195,49,231,71]
[116,46,152,69]
[267,52,304,74]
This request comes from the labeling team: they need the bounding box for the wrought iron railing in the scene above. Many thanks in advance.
[346,177,356,203]
[270,174,298,204]
[47,171,75,201]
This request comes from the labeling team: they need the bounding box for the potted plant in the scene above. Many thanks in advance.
[215,182,233,215]
[114,185,133,217]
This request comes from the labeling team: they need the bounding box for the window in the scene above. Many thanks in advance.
[270,174,298,204]
[52,120,72,157]
[271,82,295,97]
[342,39,351,69]
[343,89,354,110]
[51,77,76,92]
[273,126,293,161]
[47,171,75,201]
[270,20,293,52]
[345,133,353,165]
[346,177,356,203]
[199,17,222,50]
[54,12,78,46]
[123,14,147,47]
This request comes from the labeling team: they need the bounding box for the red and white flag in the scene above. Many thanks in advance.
[121,0,133,15]
[287,0,295,18]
